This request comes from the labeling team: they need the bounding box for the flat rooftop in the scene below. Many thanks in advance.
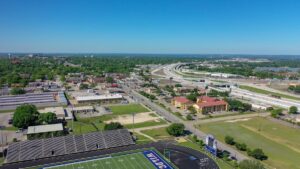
[27,123,63,134]
[76,94,123,102]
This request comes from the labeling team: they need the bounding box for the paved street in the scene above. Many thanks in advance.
[122,83,248,161]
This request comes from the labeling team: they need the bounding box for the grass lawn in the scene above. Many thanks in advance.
[3,126,18,131]
[240,85,300,101]
[133,132,152,144]
[141,127,173,140]
[199,117,300,169]
[108,104,149,115]
[0,157,4,166]
[124,119,167,129]
[178,141,234,169]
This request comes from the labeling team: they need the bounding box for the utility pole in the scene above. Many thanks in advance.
[132,112,135,133]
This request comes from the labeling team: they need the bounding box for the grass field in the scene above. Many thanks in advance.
[240,85,300,101]
[108,104,149,115]
[141,127,173,140]
[68,104,152,134]
[32,149,174,169]
[199,117,300,169]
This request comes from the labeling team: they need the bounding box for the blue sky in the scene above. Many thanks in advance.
[0,0,300,54]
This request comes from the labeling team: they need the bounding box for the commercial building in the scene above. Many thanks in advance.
[171,96,193,110]
[0,92,68,111]
[75,94,123,105]
[193,96,228,114]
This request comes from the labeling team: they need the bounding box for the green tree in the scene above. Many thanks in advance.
[166,123,185,136]
[235,143,247,151]
[13,104,39,128]
[106,77,114,83]
[289,106,298,114]
[175,83,182,87]
[79,83,89,90]
[248,148,268,161]
[38,112,57,124]
[239,160,265,169]
[224,135,235,145]
[10,88,26,95]
[186,114,193,120]
[104,122,124,130]
[271,108,283,118]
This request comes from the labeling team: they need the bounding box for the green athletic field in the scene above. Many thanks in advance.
[199,117,300,169]
[30,149,174,169]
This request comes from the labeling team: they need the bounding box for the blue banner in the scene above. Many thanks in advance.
[143,150,174,169]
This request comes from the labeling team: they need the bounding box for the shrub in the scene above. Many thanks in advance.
[239,159,265,169]
[225,135,235,145]
[186,114,193,120]
[248,148,268,161]
[235,143,247,151]
[166,123,185,136]
[104,122,124,130]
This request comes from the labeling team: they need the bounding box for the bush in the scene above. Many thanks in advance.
[10,88,26,95]
[104,122,124,130]
[166,123,185,136]
[186,114,193,120]
[239,159,265,169]
[248,148,268,161]
[289,106,298,114]
[271,108,283,118]
[225,135,235,145]
[235,143,247,151]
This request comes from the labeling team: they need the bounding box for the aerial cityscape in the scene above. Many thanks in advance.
[0,1,300,169]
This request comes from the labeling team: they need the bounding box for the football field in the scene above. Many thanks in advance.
[41,150,174,169]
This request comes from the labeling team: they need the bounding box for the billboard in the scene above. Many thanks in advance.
[205,135,217,156]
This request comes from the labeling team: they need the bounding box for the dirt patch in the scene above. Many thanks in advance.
[226,118,251,123]
[105,112,161,125]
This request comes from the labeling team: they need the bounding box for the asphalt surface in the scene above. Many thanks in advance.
[122,83,248,161]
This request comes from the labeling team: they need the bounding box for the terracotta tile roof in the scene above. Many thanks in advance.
[196,96,227,108]
[173,96,192,104]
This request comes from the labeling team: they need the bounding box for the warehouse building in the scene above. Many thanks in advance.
[75,94,123,105]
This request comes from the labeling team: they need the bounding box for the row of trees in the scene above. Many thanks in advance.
[225,98,252,112]
[139,91,157,100]
[225,136,268,161]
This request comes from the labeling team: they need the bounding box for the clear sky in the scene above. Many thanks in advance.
[0,0,300,54]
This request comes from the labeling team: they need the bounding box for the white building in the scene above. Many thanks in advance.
[75,94,123,105]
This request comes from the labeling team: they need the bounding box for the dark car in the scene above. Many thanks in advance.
[8,119,13,124]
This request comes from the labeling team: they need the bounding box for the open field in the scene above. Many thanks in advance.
[199,117,300,169]
[108,104,149,115]
[141,127,173,140]
[68,104,165,135]
[28,149,175,169]
[240,85,300,101]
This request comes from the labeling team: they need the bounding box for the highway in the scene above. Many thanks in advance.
[155,63,300,110]
[121,83,248,161]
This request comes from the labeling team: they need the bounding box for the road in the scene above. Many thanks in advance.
[156,63,300,111]
[122,83,248,161]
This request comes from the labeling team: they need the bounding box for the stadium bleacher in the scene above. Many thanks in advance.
[5,129,134,163]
